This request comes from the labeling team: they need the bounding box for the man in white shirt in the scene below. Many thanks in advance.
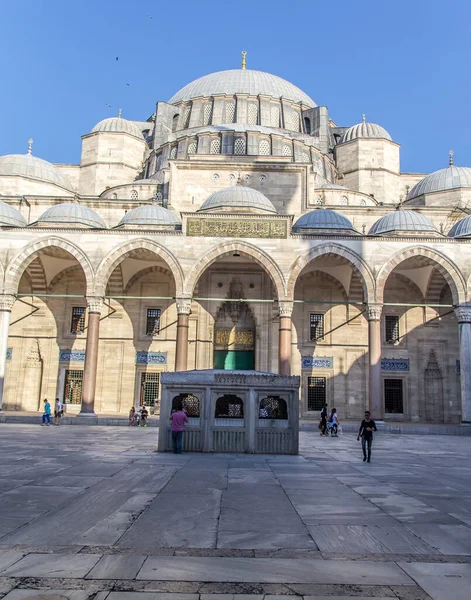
[54,398,63,426]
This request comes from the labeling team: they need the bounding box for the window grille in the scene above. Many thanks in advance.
[310,313,324,341]
[282,144,292,156]
[146,308,161,336]
[248,103,258,124]
[225,101,235,123]
[140,372,160,407]
[259,174,267,184]
[234,137,246,155]
[183,106,191,128]
[70,307,86,334]
[169,146,177,160]
[172,393,200,417]
[384,378,404,413]
[385,315,400,343]
[210,138,221,154]
[203,102,213,125]
[340,196,348,205]
[187,141,197,155]
[307,377,326,411]
[259,396,288,419]
[215,394,244,418]
[130,190,138,200]
[302,151,310,163]
[154,192,163,202]
[258,140,270,155]
[243,173,251,183]
[64,370,83,404]
[316,195,324,205]
[291,110,300,131]
[212,172,220,182]
[270,106,280,127]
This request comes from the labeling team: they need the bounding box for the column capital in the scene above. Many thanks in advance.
[367,303,383,321]
[86,296,104,314]
[279,301,294,318]
[0,294,16,311]
[176,297,192,315]
[455,305,471,323]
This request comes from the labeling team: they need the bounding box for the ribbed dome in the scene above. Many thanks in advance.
[342,120,392,143]
[117,205,181,227]
[369,210,437,235]
[169,69,315,107]
[407,166,471,200]
[199,186,277,214]
[448,215,471,238]
[35,203,106,228]
[0,153,73,190]
[0,200,27,227]
[293,209,356,232]
[91,117,144,138]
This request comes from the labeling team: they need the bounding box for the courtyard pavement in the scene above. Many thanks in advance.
[0,425,470,600]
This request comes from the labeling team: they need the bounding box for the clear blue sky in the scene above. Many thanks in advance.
[0,0,470,173]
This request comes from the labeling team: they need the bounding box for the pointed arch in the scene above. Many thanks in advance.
[4,237,94,295]
[95,239,184,297]
[183,241,286,299]
[376,246,466,306]
[48,264,84,291]
[286,243,375,303]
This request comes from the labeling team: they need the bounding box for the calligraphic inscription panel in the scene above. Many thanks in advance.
[302,356,334,369]
[187,218,287,238]
[215,329,254,349]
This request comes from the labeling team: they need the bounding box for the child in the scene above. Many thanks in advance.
[129,406,136,426]
[42,398,51,426]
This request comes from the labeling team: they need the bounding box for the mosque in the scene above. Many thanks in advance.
[0,54,470,424]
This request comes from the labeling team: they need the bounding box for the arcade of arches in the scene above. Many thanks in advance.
[0,242,470,425]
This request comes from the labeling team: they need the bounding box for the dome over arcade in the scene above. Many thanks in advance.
[369,210,437,236]
[34,203,106,228]
[0,151,73,191]
[0,200,27,227]
[448,215,471,238]
[292,209,356,232]
[198,186,277,214]
[117,204,181,228]
[91,114,144,139]
[406,163,471,201]
[168,69,316,107]
[341,116,392,143]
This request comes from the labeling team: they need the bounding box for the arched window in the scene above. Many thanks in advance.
[360,199,367,206]
[304,117,311,134]
[210,138,221,154]
[187,140,197,155]
[259,396,288,419]
[301,151,310,163]
[183,106,191,129]
[112,193,118,200]
[234,137,246,155]
[225,101,236,123]
[215,395,244,418]
[340,196,348,206]
[203,102,213,126]
[169,146,177,160]
[172,114,179,133]
[130,190,138,200]
[172,393,200,417]
[282,144,292,156]
[291,110,300,132]
[258,139,270,155]
[270,106,280,128]
[248,103,258,124]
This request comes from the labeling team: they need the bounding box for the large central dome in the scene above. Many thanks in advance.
[169,69,316,107]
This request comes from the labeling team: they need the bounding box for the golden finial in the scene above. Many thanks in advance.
[241,50,247,70]
[117,108,122,118]
[449,150,454,166]
[362,113,366,123]
[27,138,33,155]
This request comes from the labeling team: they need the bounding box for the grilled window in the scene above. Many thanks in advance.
[210,138,221,154]
[234,137,246,155]
[215,394,244,418]
[310,313,324,341]
[258,140,270,155]
[64,370,83,404]
[130,189,138,200]
[146,308,161,336]
[70,307,86,334]
[140,372,160,407]
[385,315,400,343]
[307,377,326,411]
[384,378,404,413]
[203,102,213,125]
[172,393,200,417]
[187,141,197,155]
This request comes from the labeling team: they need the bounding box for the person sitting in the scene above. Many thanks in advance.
[129,406,136,426]
[139,404,149,427]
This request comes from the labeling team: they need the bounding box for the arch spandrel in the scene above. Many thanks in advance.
[376,246,466,306]
[183,241,286,299]
[4,237,95,295]
[94,239,184,297]
[286,243,375,303]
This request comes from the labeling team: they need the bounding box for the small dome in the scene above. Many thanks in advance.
[448,215,471,238]
[91,117,144,139]
[341,119,392,143]
[199,186,277,214]
[0,153,73,190]
[117,205,181,227]
[293,209,356,232]
[0,200,27,227]
[407,166,471,200]
[35,203,106,228]
[369,210,437,235]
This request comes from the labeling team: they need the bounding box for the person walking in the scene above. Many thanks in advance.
[54,398,63,426]
[357,410,377,462]
[42,398,51,426]
[327,407,339,436]
[319,403,328,436]
[169,403,188,454]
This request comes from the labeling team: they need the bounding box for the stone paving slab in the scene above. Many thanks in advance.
[398,562,471,600]
[0,553,101,578]
[85,554,147,579]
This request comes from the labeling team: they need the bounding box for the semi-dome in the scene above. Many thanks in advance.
[199,186,277,214]
[369,210,437,236]
[448,215,471,238]
[407,166,471,200]
[0,200,27,227]
[91,116,144,139]
[0,153,73,190]
[117,204,181,227]
[35,203,106,228]
[341,117,392,143]
[169,69,315,107]
[293,209,356,232]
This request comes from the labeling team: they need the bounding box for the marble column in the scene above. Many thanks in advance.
[79,297,103,417]
[175,298,192,372]
[455,306,471,423]
[278,301,293,376]
[0,295,15,414]
[367,304,383,420]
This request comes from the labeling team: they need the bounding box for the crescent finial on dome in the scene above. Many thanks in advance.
[362,113,366,123]
[27,138,33,155]
[118,108,122,118]
[449,150,454,166]
[241,50,247,70]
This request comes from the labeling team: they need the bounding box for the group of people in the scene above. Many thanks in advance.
[42,398,63,426]
[319,404,377,461]
[128,404,149,426]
